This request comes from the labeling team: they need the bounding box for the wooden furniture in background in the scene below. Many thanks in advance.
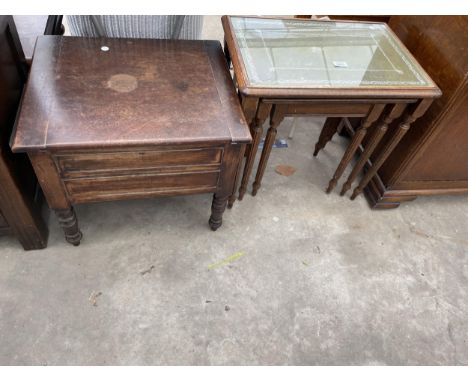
[13,15,63,65]
[329,16,391,23]
[364,16,468,208]
[0,16,48,250]
[11,36,251,245]
[222,16,440,204]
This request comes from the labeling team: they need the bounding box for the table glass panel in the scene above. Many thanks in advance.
[230,17,432,88]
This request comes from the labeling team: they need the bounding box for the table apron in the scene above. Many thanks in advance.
[282,102,371,117]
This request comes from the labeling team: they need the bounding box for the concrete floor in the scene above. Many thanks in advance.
[1,116,468,365]
[1,17,468,366]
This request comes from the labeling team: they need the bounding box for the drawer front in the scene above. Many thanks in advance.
[57,148,223,178]
[65,171,220,204]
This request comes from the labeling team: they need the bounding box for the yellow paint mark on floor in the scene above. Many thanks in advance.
[208,252,246,270]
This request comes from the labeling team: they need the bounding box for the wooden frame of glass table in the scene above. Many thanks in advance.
[222,16,441,206]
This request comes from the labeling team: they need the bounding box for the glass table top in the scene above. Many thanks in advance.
[229,17,433,89]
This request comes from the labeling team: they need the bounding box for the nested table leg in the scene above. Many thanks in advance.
[252,104,287,196]
[313,117,342,156]
[238,101,271,200]
[340,104,406,196]
[350,99,434,200]
[28,152,83,246]
[228,96,258,206]
[326,104,385,193]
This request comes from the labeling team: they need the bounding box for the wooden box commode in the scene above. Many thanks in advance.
[11,36,251,245]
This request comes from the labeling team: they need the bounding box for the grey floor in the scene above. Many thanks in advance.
[1,116,468,365]
[1,17,468,366]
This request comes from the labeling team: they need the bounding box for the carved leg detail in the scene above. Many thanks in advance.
[238,102,271,200]
[340,104,405,196]
[209,194,229,231]
[55,207,82,246]
[238,125,261,200]
[326,104,385,193]
[350,99,434,200]
[326,126,368,193]
[313,117,342,156]
[252,124,277,196]
[350,122,410,200]
[252,104,286,196]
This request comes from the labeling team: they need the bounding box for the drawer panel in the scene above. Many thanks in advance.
[57,148,223,178]
[65,171,220,204]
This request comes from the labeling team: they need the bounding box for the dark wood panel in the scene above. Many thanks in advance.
[380,17,468,188]
[284,102,372,116]
[11,37,250,152]
[329,16,391,23]
[0,211,8,228]
[0,15,48,249]
[56,147,223,178]
[402,79,468,181]
[363,16,468,207]
[65,171,220,204]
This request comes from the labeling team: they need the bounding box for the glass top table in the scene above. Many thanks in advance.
[226,16,438,94]
[222,16,441,208]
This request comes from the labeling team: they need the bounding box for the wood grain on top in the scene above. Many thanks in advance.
[12,36,250,152]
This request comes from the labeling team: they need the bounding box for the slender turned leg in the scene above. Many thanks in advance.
[351,100,433,200]
[227,94,257,205]
[288,117,297,139]
[55,207,82,246]
[238,102,271,200]
[313,117,342,156]
[340,104,405,196]
[209,194,229,231]
[326,104,385,193]
[212,144,243,229]
[252,104,287,196]
[227,144,246,209]
[28,152,83,246]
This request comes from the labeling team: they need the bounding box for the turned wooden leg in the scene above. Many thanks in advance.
[252,104,287,196]
[28,152,83,246]
[340,104,405,196]
[350,100,433,200]
[209,194,229,231]
[213,144,244,229]
[313,117,342,156]
[55,207,82,246]
[326,104,385,193]
[238,102,271,200]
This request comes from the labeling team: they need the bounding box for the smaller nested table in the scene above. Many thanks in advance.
[11,36,250,245]
[222,16,440,204]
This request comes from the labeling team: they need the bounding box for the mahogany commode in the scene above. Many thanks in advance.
[11,36,251,245]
